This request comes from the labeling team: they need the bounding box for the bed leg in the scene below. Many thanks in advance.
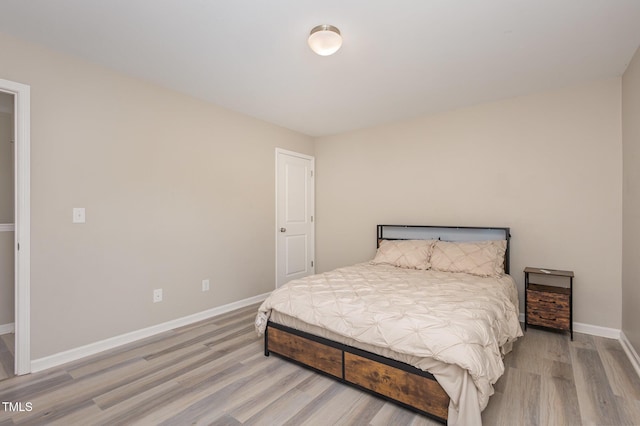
[264,327,270,357]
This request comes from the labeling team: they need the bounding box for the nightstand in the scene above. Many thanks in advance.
[524,267,574,340]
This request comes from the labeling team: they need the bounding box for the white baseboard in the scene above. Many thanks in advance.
[31,292,270,373]
[0,323,15,334]
[30,298,638,379]
[573,322,621,339]
[620,331,640,379]
[518,313,621,339]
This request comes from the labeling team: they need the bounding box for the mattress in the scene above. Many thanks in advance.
[256,263,523,425]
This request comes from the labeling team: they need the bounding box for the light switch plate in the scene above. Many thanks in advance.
[73,208,86,223]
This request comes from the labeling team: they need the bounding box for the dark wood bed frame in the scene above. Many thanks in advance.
[264,225,512,424]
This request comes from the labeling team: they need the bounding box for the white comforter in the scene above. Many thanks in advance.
[256,263,522,425]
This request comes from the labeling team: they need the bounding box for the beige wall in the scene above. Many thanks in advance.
[315,79,623,329]
[622,46,640,352]
[0,33,314,359]
[0,107,13,326]
[0,109,13,222]
[0,232,13,326]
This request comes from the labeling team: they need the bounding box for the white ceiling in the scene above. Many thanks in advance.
[1,1,640,137]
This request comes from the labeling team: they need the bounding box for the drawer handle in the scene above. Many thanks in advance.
[538,315,556,320]
[530,310,555,319]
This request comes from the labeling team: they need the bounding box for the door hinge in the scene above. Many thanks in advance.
[310,170,313,178]
[311,260,314,267]
[311,215,314,222]
[17,242,20,251]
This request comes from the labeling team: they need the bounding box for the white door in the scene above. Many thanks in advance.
[276,149,314,288]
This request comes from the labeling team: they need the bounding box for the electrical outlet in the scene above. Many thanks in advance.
[202,279,210,292]
[153,288,163,303]
[72,207,86,223]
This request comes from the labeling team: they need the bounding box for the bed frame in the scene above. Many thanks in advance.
[264,225,511,424]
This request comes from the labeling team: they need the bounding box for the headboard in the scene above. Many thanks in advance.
[377,225,512,274]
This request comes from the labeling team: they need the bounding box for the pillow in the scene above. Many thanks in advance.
[371,239,437,270]
[430,240,507,277]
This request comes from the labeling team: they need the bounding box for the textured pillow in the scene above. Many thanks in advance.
[430,240,507,277]
[371,239,437,270]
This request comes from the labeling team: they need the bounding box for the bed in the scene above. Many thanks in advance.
[255,225,523,425]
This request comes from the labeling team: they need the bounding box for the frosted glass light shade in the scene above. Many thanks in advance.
[308,25,342,56]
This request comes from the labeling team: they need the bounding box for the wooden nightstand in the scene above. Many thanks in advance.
[524,267,574,340]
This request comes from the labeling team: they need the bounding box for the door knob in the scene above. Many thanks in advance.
[280,227,286,232]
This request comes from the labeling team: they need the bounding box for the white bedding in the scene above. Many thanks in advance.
[255,263,522,425]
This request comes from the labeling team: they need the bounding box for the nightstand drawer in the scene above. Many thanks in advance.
[527,289,570,310]
[527,308,570,330]
[526,289,570,330]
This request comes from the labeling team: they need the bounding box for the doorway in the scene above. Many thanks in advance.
[0,78,31,377]
[0,92,14,380]
[275,148,315,288]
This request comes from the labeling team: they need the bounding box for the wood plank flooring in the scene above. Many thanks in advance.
[0,304,639,425]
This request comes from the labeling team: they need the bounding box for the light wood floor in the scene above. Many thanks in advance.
[0,304,639,425]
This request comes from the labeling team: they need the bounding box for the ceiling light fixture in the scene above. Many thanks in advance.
[308,25,342,56]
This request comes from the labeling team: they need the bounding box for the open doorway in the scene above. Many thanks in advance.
[0,78,30,377]
[0,91,14,380]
